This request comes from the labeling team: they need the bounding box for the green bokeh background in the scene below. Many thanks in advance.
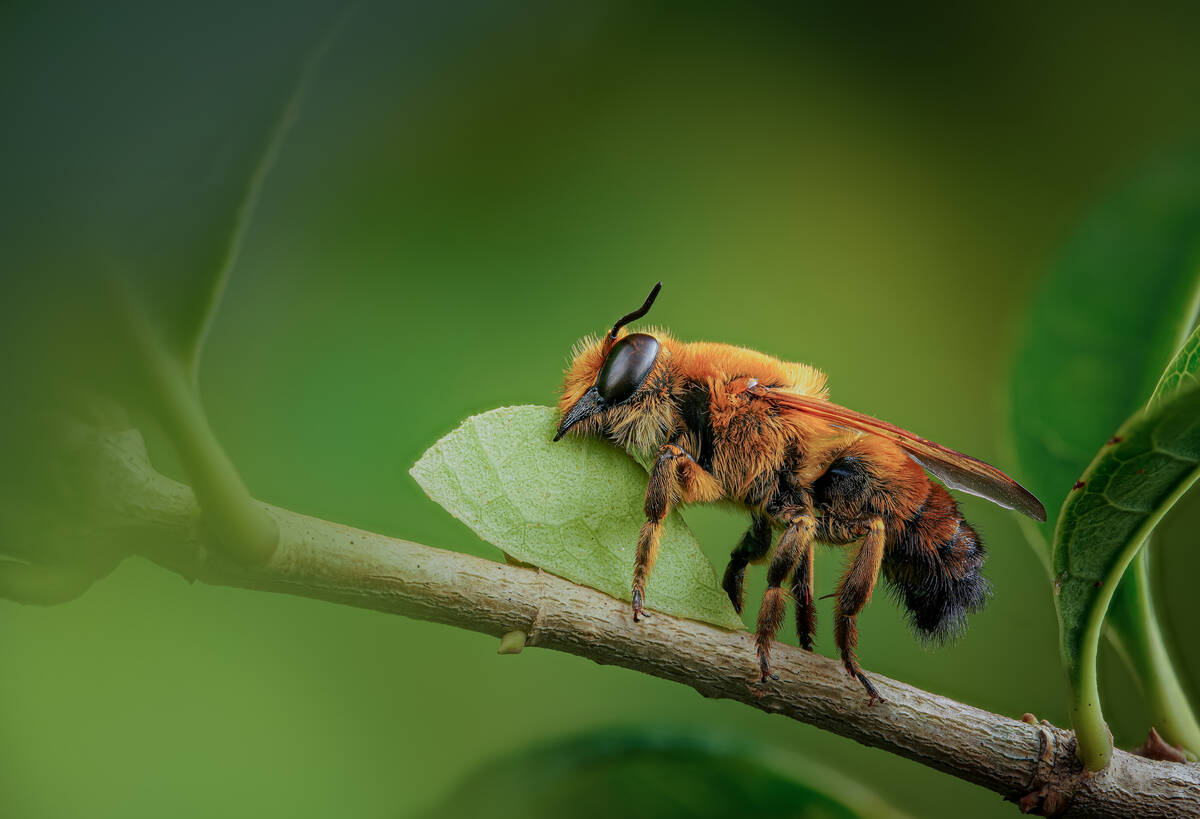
[3,2,1200,816]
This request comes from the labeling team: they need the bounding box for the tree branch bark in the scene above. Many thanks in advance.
[67,427,1200,818]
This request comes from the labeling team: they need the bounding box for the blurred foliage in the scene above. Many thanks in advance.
[5,1,1200,817]
[424,728,909,819]
[0,1,349,572]
[411,406,742,628]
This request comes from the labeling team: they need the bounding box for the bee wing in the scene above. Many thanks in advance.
[750,386,1047,521]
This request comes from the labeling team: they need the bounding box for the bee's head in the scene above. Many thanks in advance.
[555,283,674,452]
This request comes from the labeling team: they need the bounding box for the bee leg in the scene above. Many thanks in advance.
[755,510,814,682]
[833,517,887,704]
[632,522,664,623]
[633,443,723,622]
[790,534,817,651]
[721,513,773,614]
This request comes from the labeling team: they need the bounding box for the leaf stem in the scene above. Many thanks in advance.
[1067,590,1114,771]
[113,281,278,563]
[1106,549,1200,760]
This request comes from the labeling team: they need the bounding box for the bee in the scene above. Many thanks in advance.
[554,283,1045,702]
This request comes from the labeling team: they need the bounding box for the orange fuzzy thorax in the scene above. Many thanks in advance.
[561,328,828,406]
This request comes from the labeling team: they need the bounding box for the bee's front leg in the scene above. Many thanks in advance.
[633,443,722,622]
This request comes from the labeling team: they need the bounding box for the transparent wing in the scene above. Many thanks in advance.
[750,385,1046,521]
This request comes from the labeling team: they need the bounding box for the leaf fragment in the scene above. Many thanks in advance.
[410,405,743,630]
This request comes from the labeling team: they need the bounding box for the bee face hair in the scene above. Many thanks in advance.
[555,329,676,454]
[554,283,669,447]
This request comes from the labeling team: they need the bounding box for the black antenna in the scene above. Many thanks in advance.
[609,282,662,339]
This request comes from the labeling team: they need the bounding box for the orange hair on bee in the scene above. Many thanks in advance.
[671,341,829,400]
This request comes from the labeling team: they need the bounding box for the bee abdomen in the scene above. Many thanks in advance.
[883,483,990,644]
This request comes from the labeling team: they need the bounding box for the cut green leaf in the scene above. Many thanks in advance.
[420,727,911,819]
[411,406,743,630]
[1053,382,1200,769]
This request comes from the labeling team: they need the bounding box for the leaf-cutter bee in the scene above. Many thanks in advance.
[554,283,1044,702]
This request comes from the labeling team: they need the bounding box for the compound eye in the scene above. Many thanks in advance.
[596,333,660,404]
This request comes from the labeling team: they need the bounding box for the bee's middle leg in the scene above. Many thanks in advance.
[790,534,817,651]
[633,443,722,621]
[833,517,887,704]
[721,513,773,614]
[754,509,814,682]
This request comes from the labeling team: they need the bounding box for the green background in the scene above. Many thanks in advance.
[3,1,1200,816]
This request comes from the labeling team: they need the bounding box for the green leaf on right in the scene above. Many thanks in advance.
[410,405,744,631]
[1054,381,1200,769]
[1010,151,1200,562]
[421,728,911,819]
[1008,149,1200,767]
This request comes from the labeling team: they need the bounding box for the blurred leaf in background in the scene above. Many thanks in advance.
[0,0,347,585]
[424,728,910,819]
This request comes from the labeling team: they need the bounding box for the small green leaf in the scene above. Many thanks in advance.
[411,406,743,630]
[1053,382,1200,769]
[421,728,910,819]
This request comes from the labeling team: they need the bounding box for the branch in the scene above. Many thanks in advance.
[62,427,1200,818]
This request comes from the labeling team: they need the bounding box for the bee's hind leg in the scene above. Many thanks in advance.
[721,513,773,614]
[833,517,887,704]
[754,509,814,682]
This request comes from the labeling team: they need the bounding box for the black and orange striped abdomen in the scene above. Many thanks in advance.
[802,436,990,644]
[883,482,990,643]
